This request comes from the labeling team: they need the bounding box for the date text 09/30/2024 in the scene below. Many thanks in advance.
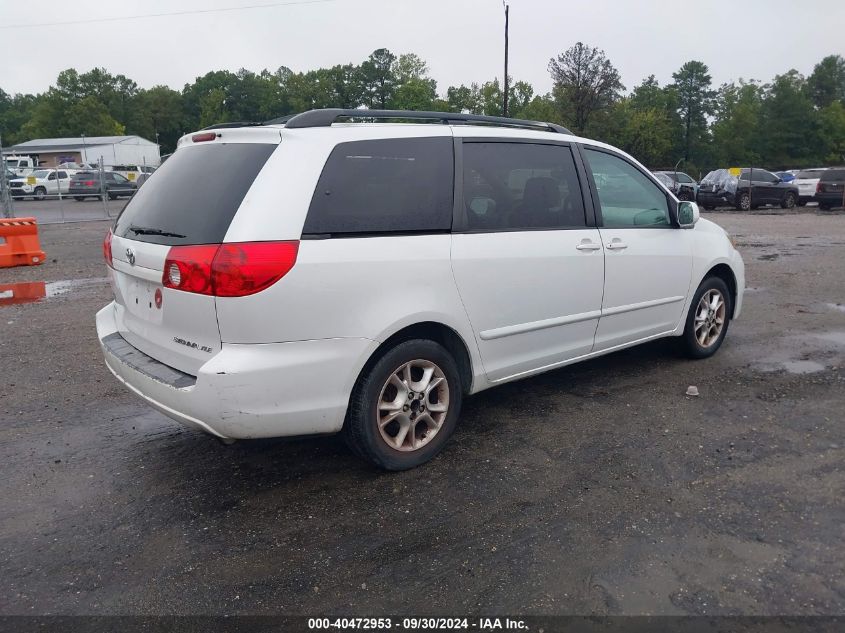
[307,618,529,630]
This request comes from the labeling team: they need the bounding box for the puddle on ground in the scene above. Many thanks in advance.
[824,303,845,314]
[780,360,827,374]
[0,277,108,307]
[754,331,845,375]
[758,253,779,261]
[816,331,845,346]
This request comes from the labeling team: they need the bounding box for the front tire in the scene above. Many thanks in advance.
[681,277,732,359]
[735,192,751,211]
[344,339,463,470]
[34,187,46,201]
[781,192,796,209]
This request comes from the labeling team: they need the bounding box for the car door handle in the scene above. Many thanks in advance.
[576,241,602,251]
[606,240,628,250]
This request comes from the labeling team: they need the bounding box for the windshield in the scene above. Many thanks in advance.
[32,170,51,179]
[5,160,19,168]
[113,142,276,246]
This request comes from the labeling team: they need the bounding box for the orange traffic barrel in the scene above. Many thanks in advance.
[0,217,46,267]
[0,281,47,306]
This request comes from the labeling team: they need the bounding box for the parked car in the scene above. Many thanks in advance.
[69,171,138,200]
[109,164,157,185]
[8,169,76,200]
[96,109,745,470]
[815,168,845,210]
[792,168,828,205]
[774,171,796,183]
[652,170,698,200]
[697,168,799,210]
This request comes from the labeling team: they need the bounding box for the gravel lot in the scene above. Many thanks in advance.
[1,210,844,616]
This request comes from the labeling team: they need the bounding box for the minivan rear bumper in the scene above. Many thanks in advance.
[96,302,378,439]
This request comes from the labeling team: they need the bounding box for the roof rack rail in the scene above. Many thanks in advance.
[201,121,264,130]
[278,109,572,135]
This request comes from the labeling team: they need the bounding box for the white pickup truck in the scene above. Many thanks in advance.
[3,155,40,177]
[9,169,76,200]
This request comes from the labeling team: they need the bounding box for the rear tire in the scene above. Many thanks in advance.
[703,205,716,211]
[735,192,751,211]
[343,339,463,470]
[819,204,832,211]
[680,277,732,360]
[73,196,85,201]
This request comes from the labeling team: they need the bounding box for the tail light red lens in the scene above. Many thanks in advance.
[103,229,113,267]
[191,132,217,143]
[85,180,95,186]
[816,182,824,193]
[162,241,299,297]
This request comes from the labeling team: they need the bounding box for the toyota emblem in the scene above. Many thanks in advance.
[126,248,136,266]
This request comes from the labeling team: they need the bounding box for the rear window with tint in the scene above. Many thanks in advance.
[820,169,845,182]
[113,143,275,245]
[303,137,453,236]
[796,170,826,179]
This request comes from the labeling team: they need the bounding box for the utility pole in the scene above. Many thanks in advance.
[502,2,509,117]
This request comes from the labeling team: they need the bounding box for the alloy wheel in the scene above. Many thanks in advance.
[377,359,450,452]
[694,289,726,348]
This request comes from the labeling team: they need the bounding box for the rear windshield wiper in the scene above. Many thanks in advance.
[128,225,186,238]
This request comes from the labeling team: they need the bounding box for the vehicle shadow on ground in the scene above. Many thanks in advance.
[129,337,683,496]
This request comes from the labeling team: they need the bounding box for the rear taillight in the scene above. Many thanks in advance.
[103,229,113,267]
[85,180,95,186]
[817,182,824,193]
[162,241,299,297]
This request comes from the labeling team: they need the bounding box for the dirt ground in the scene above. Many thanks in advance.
[1,210,843,616]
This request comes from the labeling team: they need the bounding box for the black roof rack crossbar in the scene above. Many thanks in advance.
[279,109,572,135]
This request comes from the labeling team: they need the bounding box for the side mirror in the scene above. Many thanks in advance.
[678,201,699,228]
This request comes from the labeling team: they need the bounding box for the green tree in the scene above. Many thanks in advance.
[818,101,845,163]
[446,84,480,113]
[548,42,624,133]
[135,86,184,152]
[671,61,716,163]
[359,48,397,109]
[516,95,557,123]
[806,55,845,109]
[759,70,818,167]
[393,53,429,84]
[391,78,436,110]
[711,81,763,166]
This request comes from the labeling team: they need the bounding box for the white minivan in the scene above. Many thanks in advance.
[96,109,745,470]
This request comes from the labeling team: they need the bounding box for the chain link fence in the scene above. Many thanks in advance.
[0,155,153,224]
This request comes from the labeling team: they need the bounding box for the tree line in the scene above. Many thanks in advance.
[1,45,843,175]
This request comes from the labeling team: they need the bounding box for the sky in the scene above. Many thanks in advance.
[1,0,844,97]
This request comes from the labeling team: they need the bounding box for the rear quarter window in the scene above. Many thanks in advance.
[113,143,276,245]
[303,137,453,236]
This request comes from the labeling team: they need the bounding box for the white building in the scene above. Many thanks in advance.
[3,135,160,169]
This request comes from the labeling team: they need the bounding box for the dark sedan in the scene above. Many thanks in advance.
[697,168,799,210]
[69,171,137,201]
